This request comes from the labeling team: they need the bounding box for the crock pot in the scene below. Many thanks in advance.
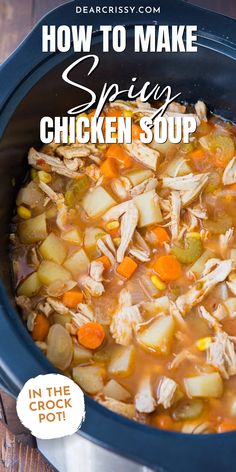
[0,1,236,470]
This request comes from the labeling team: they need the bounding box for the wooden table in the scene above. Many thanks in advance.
[0,0,235,471]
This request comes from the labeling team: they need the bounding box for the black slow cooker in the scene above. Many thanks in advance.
[0,1,236,470]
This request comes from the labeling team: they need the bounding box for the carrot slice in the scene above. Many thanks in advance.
[62,290,84,308]
[95,255,111,270]
[153,254,182,282]
[153,414,175,430]
[117,256,138,279]
[132,124,142,140]
[105,144,133,169]
[78,322,105,349]
[189,148,205,161]
[100,158,118,178]
[32,313,50,342]
[151,227,170,245]
[217,419,236,433]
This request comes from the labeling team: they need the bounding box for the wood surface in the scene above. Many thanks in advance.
[0,0,235,470]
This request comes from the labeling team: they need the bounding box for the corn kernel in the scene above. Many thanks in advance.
[97,144,107,151]
[76,112,88,121]
[186,232,201,240]
[150,275,166,291]
[17,205,31,220]
[31,169,37,180]
[196,336,213,351]
[38,171,52,184]
[106,221,120,231]
[113,237,121,247]
[123,110,133,118]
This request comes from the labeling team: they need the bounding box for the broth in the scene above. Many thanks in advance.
[11,99,236,434]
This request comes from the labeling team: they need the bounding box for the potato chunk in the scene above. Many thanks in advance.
[125,169,153,186]
[133,190,162,227]
[72,365,104,394]
[108,345,136,378]
[39,232,67,264]
[82,186,116,218]
[47,324,73,371]
[104,379,131,402]
[73,343,92,364]
[190,249,214,278]
[61,228,83,246]
[64,249,90,278]
[184,373,223,398]
[166,157,192,177]
[38,261,72,285]
[17,272,41,297]
[19,213,47,244]
[137,315,175,355]
[84,227,106,257]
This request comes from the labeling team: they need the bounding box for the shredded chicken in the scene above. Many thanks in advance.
[72,303,95,327]
[28,247,40,269]
[133,231,150,256]
[38,181,70,231]
[124,142,160,171]
[57,145,91,159]
[135,377,156,413]
[157,376,178,409]
[85,163,102,182]
[195,101,207,122]
[28,147,82,179]
[63,157,82,171]
[96,396,135,419]
[97,234,116,264]
[219,228,234,258]
[15,296,32,316]
[176,259,233,315]
[117,202,139,262]
[46,280,77,297]
[162,173,209,207]
[169,349,199,370]
[47,297,70,315]
[27,312,37,332]
[213,303,227,321]
[110,289,142,345]
[129,247,150,262]
[207,331,236,379]
[130,178,158,197]
[188,204,208,220]
[223,156,236,185]
[103,201,130,222]
[168,102,186,114]
[215,282,228,301]
[35,341,47,353]
[80,275,105,297]
[36,301,53,317]
[110,177,130,200]
[90,260,104,282]
[199,306,222,330]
